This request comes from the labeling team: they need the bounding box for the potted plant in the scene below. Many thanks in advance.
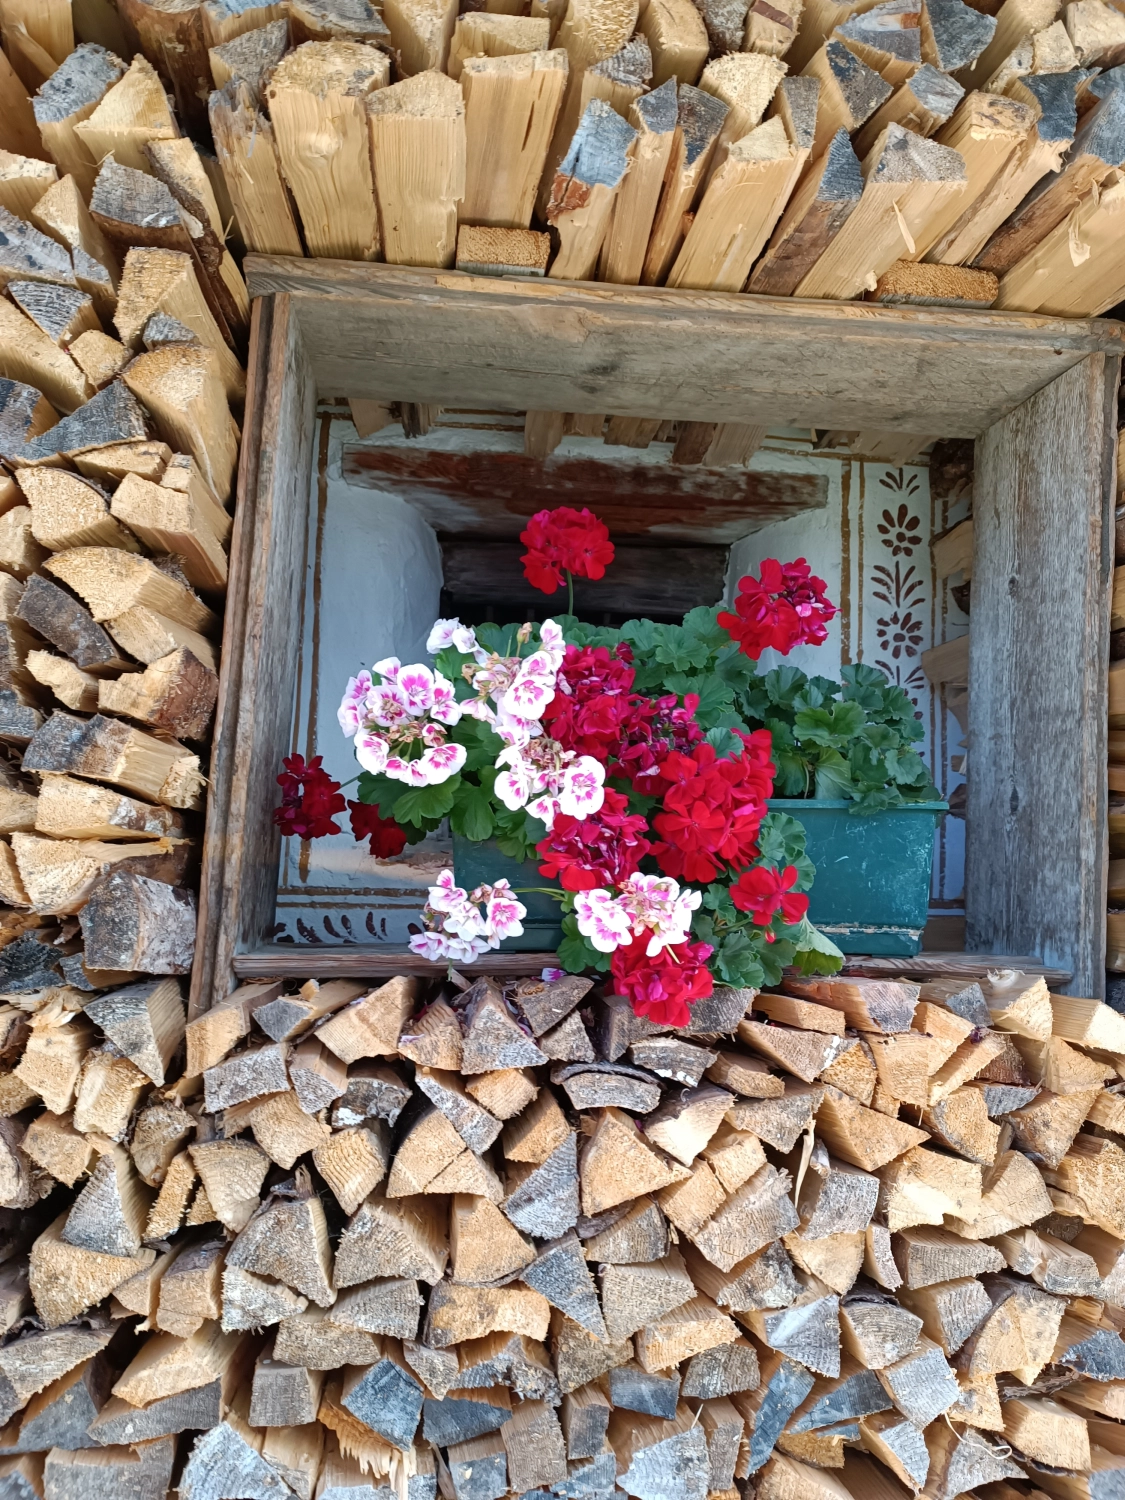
[559,563,947,955]
[276,506,943,1027]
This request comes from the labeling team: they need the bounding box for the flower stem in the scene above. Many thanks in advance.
[567,569,574,616]
[512,887,566,902]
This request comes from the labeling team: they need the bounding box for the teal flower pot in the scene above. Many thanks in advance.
[452,834,564,952]
[768,798,948,956]
[454,800,947,957]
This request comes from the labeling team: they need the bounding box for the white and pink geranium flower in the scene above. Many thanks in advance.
[494,742,605,830]
[409,872,528,962]
[455,618,567,750]
[574,873,701,956]
[427,618,483,657]
[339,656,465,787]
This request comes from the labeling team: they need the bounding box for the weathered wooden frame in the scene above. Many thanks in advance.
[188,257,1125,1016]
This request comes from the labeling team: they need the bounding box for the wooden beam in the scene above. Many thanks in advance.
[967,352,1116,996]
[189,296,316,1016]
[244,258,1125,436]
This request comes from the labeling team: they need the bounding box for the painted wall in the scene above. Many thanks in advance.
[274,412,446,947]
[274,414,968,947]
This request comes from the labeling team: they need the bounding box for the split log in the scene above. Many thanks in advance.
[461,51,569,230]
[268,42,386,262]
[209,80,304,257]
[366,71,465,269]
[641,84,729,284]
[316,977,417,1064]
[801,39,892,159]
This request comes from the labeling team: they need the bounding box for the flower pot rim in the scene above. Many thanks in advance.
[766,798,949,812]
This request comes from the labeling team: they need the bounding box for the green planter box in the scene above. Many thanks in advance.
[769,798,947,956]
[454,800,947,957]
[452,835,564,952]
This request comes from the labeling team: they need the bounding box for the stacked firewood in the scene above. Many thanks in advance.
[0,32,240,988]
[13,0,1110,323]
[3,0,1124,332]
[0,967,1119,1499]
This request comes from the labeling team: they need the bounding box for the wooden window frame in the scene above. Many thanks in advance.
[188,259,1124,1015]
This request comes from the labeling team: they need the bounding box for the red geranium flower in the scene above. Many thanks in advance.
[349,800,408,858]
[274,754,346,839]
[611,935,714,1028]
[536,789,651,891]
[520,507,615,595]
[730,863,809,932]
[543,644,637,760]
[718,558,837,660]
[617,692,704,792]
[544,646,704,784]
[650,730,776,883]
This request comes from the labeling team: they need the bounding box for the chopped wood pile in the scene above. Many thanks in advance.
[0,27,239,994]
[16,0,1117,323]
[0,966,1117,1499]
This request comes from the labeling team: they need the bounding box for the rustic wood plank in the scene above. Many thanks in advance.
[243,257,1125,437]
[967,352,1117,997]
[189,293,317,1017]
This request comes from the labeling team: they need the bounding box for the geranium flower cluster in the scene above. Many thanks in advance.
[429,616,565,748]
[542,644,704,788]
[494,739,606,830]
[339,658,465,786]
[719,557,837,660]
[273,755,409,859]
[409,870,527,963]
[520,506,614,596]
[650,731,776,883]
[572,873,713,1028]
[536,789,651,891]
[273,754,346,840]
[283,532,842,1030]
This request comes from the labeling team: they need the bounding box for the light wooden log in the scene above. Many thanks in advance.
[667,116,803,291]
[72,56,178,179]
[367,71,466,268]
[641,83,729,284]
[795,123,968,299]
[268,42,387,262]
[209,80,304,257]
[836,0,922,87]
[208,17,290,93]
[0,47,47,163]
[30,44,124,198]
[460,51,569,229]
[852,62,964,161]
[801,39,893,160]
[912,89,1036,263]
[28,175,118,320]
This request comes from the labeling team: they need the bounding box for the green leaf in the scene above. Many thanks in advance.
[764,666,809,708]
[813,751,855,800]
[557,914,610,974]
[787,917,845,975]
[453,717,505,771]
[756,810,809,868]
[393,778,458,827]
[450,784,494,841]
[704,726,745,759]
[712,929,766,989]
[794,701,866,747]
[355,772,404,818]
